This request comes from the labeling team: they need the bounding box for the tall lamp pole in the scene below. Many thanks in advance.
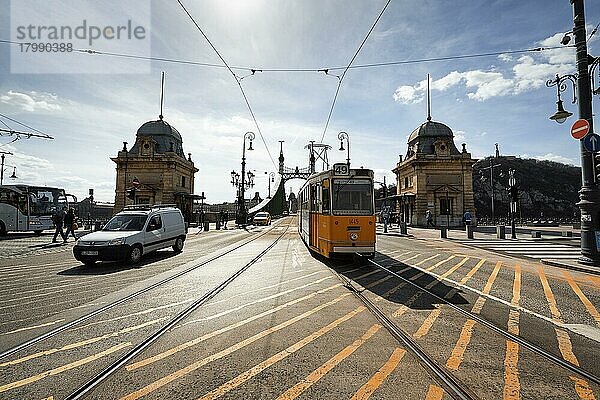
[547,0,599,266]
[236,131,255,226]
[268,172,275,198]
[338,131,350,168]
[508,169,518,239]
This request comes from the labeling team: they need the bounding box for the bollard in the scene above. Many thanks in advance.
[531,231,541,238]
[400,222,407,235]
[440,227,447,238]
[216,220,221,230]
[466,225,474,239]
[204,221,209,231]
[496,225,506,239]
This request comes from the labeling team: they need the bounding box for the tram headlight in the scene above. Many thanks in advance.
[350,233,358,241]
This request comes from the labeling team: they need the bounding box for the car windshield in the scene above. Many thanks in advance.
[103,214,147,231]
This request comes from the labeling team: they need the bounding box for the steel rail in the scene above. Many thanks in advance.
[65,221,291,400]
[366,258,600,386]
[329,266,478,400]
[0,220,285,360]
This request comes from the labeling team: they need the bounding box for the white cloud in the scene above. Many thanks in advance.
[393,30,578,103]
[0,90,69,113]
[454,130,466,142]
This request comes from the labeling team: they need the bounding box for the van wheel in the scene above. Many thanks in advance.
[34,230,43,235]
[172,236,184,253]
[128,245,143,264]
[0,221,6,236]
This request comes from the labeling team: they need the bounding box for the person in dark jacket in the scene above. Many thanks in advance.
[52,206,67,243]
[63,208,78,242]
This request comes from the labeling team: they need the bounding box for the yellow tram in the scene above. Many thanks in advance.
[298,165,375,259]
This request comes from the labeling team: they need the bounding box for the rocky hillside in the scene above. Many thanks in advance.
[473,156,581,221]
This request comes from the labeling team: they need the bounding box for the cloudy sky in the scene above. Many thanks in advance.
[0,0,599,203]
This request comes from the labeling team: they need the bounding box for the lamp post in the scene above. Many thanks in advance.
[546,0,600,266]
[234,131,255,226]
[338,131,350,168]
[268,172,275,198]
[479,156,502,225]
[508,169,517,239]
[0,151,14,185]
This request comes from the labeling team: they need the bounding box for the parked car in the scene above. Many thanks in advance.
[253,212,271,226]
[73,205,186,266]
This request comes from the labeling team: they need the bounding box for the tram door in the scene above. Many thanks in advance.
[310,184,319,248]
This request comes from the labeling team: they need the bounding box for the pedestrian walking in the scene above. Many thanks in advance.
[52,206,67,242]
[223,211,229,229]
[63,208,78,242]
[426,209,436,228]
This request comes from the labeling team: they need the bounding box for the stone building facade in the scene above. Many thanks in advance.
[393,118,476,228]
[112,118,199,220]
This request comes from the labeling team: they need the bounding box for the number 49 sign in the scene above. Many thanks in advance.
[333,163,349,175]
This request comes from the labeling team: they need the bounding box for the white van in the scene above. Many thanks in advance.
[73,205,186,265]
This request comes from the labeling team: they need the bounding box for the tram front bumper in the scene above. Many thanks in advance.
[332,246,375,254]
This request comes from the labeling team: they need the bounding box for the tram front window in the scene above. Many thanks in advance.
[332,179,373,215]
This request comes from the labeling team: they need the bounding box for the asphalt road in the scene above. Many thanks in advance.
[0,217,599,399]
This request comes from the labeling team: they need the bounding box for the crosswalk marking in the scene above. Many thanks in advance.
[458,239,580,260]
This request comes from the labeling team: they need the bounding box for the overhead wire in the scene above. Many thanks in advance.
[176,0,277,168]
[0,113,53,139]
[320,0,392,143]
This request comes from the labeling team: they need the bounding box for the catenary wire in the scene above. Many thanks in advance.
[175,0,277,169]
[0,39,573,73]
[0,113,53,139]
[320,0,392,143]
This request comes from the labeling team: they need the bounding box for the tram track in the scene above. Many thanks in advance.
[328,261,478,400]
[329,253,600,398]
[0,219,289,361]
[366,257,600,385]
[64,221,292,400]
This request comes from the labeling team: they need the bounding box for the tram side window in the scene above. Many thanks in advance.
[322,186,330,214]
[310,184,318,212]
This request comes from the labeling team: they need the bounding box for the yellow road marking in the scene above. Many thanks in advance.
[276,324,382,400]
[121,303,362,400]
[459,259,487,284]
[402,254,423,263]
[504,263,521,400]
[446,261,501,371]
[426,255,456,272]
[562,270,600,327]
[126,284,344,371]
[425,384,445,400]
[402,257,469,338]
[350,348,406,400]
[1,318,165,367]
[1,319,65,336]
[415,254,441,266]
[588,276,600,288]
[0,342,130,393]
[194,307,365,400]
[538,266,596,400]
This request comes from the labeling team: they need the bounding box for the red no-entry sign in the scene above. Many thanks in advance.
[571,119,590,139]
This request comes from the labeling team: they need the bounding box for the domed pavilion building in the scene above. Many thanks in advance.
[111,116,199,220]
[392,114,476,228]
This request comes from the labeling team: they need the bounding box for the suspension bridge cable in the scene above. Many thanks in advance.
[320,0,392,142]
[176,0,276,168]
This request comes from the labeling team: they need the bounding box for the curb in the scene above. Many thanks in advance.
[540,258,600,276]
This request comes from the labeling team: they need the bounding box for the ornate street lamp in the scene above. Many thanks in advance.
[546,0,600,266]
[234,131,255,226]
[508,169,518,239]
[546,74,576,123]
[338,131,350,168]
[268,172,275,198]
